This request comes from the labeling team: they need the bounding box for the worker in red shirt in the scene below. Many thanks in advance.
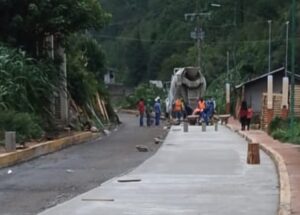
[246,105,253,130]
[239,101,248,131]
[137,98,145,126]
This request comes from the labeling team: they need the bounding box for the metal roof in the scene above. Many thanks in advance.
[235,67,300,89]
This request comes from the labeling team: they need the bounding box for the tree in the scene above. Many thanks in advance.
[0,45,59,116]
[66,33,107,106]
[0,0,111,56]
[125,30,148,86]
[98,0,299,86]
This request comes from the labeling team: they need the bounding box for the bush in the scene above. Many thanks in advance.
[269,117,286,133]
[269,117,300,144]
[120,83,166,109]
[271,129,289,142]
[0,45,60,119]
[0,111,43,143]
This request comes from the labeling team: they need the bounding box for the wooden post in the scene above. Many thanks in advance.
[202,123,206,132]
[247,142,260,164]
[183,120,188,132]
[5,131,16,152]
[214,121,218,131]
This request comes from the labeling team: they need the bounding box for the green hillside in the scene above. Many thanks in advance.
[98,0,299,90]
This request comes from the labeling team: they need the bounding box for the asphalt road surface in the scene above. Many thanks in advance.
[0,114,166,215]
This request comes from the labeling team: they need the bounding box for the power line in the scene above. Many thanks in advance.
[97,35,193,44]
[97,34,300,45]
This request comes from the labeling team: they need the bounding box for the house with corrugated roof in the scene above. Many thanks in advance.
[234,67,300,128]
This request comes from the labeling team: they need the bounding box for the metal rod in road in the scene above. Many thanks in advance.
[290,0,296,129]
[285,21,289,77]
[268,20,272,74]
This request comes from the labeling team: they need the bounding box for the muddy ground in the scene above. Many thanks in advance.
[0,114,167,215]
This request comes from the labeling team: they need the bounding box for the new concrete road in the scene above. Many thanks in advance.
[40,123,279,215]
[0,114,166,215]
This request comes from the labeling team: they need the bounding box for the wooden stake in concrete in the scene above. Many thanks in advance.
[214,122,218,131]
[202,123,206,132]
[5,131,16,152]
[183,121,188,132]
[247,143,260,164]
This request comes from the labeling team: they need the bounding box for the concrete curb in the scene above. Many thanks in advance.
[0,132,101,169]
[225,124,291,215]
[259,144,291,215]
[119,109,139,115]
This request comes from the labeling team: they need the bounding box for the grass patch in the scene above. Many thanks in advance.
[0,111,43,143]
[269,117,300,144]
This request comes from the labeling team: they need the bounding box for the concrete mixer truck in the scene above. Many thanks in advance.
[166,67,206,117]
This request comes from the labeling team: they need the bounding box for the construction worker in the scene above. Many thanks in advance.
[197,97,206,124]
[173,98,183,122]
[154,97,161,126]
[146,99,153,127]
[137,98,145,126]
[181,98,187,119]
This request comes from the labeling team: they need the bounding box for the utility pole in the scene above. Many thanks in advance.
[185,3,210,68]
[290,0,296,130]
[285,21,289,77]
[196,26,202,68]
[268,20,272,74]
[225,51,230,114]
[227,51,230,81]
[282,21,290,109]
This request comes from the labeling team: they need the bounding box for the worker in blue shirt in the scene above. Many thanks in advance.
[154,97,161,126]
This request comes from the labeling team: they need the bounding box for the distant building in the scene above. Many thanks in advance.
[235,67,300,113]
[149,80,163,88]
[104,69,115,84]
[235,67,300,128]
[106,83,132,103]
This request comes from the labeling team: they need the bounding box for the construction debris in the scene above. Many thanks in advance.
[136,145,149,152]
[66,169,74,173]
[103,129,110,135]
[90,126,98,133]
[154,137,163,144]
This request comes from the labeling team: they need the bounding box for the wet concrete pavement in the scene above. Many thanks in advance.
[40,124,279,215]
[0,114,166,215]
[228,117,300,215]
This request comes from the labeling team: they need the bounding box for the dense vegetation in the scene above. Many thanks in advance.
[0,0,112,143]
[98,0,299,93]
[269,117,300,144]
[0,0,299,143]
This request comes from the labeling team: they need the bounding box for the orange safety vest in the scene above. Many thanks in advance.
[174,99,182,112]
[198,101,206,111]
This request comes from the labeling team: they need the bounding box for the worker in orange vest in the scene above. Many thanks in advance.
[198,98,206,112]
[192,98,206,115]
[173,98,183,122]
[197,98,207,124]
